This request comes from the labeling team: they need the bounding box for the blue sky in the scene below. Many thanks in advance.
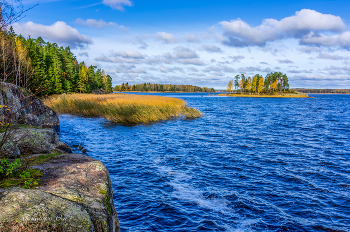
[12,0,350,89]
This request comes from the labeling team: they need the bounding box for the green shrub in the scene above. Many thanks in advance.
[0,159,21,178]
[0,159,42,189]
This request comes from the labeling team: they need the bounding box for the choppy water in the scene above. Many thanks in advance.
[57,93,350,231]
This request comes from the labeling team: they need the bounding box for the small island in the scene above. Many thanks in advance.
[220,72,309,98]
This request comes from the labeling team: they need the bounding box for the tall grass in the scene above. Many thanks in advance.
[43,93,202,123]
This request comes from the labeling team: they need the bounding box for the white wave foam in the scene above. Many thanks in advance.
[153,160,259,231]
[153,157,162,164]
[229,219,259,232]
[157,166,172,175]
[153,158,233,215]
[169,174,233,215]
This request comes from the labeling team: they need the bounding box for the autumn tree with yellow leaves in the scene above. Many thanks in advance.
[252,75,258,93]
[246,77,252,93]
[258,77,264,93]
[226,80,233,93]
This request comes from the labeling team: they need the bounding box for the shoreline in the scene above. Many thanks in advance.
[114,91,214,93]
[299,93,350,95]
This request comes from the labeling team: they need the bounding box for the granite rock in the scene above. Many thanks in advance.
[0,127,71,158]
[0,82,59,130]
[0,154,120,232]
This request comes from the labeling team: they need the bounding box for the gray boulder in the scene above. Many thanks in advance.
[0,82,59,130]
[0,127,71,158]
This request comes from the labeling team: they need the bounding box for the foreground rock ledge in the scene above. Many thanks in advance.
[0,153,120,232]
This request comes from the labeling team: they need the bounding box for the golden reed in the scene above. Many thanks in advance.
[43,93,202,123]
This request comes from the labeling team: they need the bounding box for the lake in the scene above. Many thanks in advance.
[57,93,350,232]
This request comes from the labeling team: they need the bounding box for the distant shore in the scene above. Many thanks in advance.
[300,93,350,94]
[114,91,214,93]
[218,93,309,98]
[292,89,350,94]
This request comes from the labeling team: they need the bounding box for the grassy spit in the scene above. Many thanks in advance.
[43,93,202,123]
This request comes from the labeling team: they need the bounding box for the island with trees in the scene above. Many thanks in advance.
[113,82,215,93]
[223,72,308,98]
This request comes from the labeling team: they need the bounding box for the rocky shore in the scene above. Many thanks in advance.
[0,83,120,231]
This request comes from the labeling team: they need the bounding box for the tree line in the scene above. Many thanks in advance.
[0,27,113,96]
[293,89,350,94]
[226,72,290,94]
[114,83,215,92]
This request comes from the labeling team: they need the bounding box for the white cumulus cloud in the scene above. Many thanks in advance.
[278,59,294,64]
[219,9,345,47]
[185,34,200,43]
[202,44,222,53]
[12,21,93,49]
[300,31,350,48]
[102,0,133,11]
[155,32,177,43]
[172,46,198,59]
[159,66,184,73]
[75,18,127,31]
[113,51,144,59]
[317,53,348,60]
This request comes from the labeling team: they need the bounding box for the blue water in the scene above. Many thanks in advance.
[57,93,350,232]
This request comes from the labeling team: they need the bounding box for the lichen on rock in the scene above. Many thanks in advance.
[0,153,120,232]
[33,154,120,232]
[0,82,60,130]
[0,188,94,232]
[0,127,71,158]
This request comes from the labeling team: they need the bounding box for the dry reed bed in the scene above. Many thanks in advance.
[43,93,202,123]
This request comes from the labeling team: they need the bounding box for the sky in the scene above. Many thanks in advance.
[10,0,350,89]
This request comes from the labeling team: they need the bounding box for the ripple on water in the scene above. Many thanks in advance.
[58,94,350,232]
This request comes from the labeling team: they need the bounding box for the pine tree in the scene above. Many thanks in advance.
[240,74,246,92]
[282,74,289,91]
[105,75,112,93]
[64,79,72,92]
[234,75,239,90]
